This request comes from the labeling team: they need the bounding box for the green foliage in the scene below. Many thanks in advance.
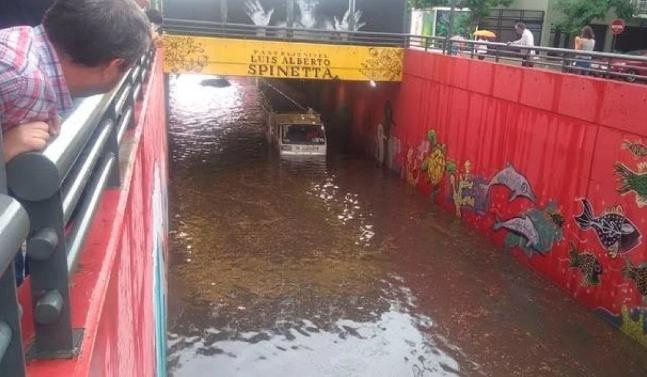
[554,0,637,36]
[408,0,514,28]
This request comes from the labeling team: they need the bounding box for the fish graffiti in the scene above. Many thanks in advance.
[494,216,539,248]
[568,242,603,286]
[574,199,641,258]
[624,260,647,300]
[488,164,537,203]
[497,202,564,257]
[615,162,647,208]
[623,140,647,159]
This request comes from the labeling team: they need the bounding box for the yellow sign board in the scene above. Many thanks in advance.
[163,34,403,82]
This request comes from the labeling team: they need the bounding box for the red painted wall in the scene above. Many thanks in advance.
[21,50,168,376]
[336,50,647,345]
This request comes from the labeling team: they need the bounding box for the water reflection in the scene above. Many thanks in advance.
[168,285,463,377]
[167,75,647,377]
[167,75,468,376]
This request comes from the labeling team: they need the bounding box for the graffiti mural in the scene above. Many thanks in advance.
[404,145,423,186]
[600,307,647,348]
[623,140,647,159]
[615,162,647,208]
[421,130,448,199]
[238,0,364,32]
[568,242,603,286]
[335,54,647,348]
[447,160,489,217]
[496,202,564,257]
[487,164,537,203]
[574,199,641,258]
[624,260,647,302]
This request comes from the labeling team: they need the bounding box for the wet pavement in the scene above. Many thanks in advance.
[166,75,647,377]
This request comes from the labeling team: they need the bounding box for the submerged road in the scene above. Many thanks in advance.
[166,75,647,377]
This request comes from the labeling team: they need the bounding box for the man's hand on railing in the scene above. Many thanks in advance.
[2,121,51,162]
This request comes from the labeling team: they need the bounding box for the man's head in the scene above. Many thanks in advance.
[514,22,526,35]
[43,0,151,96]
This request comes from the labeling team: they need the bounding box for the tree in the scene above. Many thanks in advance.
[554,0,637,36]
[408,0,514,29]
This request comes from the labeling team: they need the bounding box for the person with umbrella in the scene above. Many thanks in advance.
[473,30,495,60]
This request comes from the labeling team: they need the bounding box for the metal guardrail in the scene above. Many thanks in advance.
[437,39,647,83]
[0,135,30,377]
[165,19,647,83]
[0,47,155,363]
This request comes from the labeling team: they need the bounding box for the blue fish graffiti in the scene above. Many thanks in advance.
[494,202,564,257]
[494,215,540,248]
[488,164,537,203]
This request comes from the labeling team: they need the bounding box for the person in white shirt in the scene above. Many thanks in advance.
[574,26,595,75]
[508,22,535,67]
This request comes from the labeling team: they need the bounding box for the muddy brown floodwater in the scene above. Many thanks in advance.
[166,76,647,377]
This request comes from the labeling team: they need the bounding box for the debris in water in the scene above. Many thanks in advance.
[201,78,231,87]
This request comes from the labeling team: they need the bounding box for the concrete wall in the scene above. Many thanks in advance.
[331,50,647,348]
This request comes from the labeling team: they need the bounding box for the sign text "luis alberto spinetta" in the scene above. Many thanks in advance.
[247,50,335,79]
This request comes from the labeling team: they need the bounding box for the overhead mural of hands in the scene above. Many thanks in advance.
[334,9,366,32]
[243,0,367,35]
[244,0,274,26]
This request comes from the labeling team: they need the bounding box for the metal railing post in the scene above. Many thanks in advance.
[0,133,27,376]
[0,267,26,377]
[562,52,570,73]
[23,193,77,359]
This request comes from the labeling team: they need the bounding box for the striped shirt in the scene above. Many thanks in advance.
[0,25,72,131]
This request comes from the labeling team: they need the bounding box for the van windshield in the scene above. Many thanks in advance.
[281,124,326,145]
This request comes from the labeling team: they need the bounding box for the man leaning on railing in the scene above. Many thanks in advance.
[507,22,536,68]
[0,0,151,284]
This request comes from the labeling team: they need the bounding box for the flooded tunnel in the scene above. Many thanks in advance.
[165,75,647,377]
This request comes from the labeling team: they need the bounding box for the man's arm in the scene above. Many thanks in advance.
[0,73,55,128]
[0,74,53,161]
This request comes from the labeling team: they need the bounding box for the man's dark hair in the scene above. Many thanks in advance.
[43,0,151,69]
[515,22,526,31]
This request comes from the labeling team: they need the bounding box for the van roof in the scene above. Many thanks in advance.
[273,111,322,125]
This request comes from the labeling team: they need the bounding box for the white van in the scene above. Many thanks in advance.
[267,109,327,156]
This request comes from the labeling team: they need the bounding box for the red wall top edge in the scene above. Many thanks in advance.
[404,49,647,137]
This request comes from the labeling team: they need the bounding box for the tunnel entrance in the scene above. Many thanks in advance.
[165,73,647,377]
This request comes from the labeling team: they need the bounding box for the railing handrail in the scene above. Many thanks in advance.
[0,196,29,274]
[0,194,29,377]
[5,67,134,202]
[453,39,647,63]
[2,46,155,361]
